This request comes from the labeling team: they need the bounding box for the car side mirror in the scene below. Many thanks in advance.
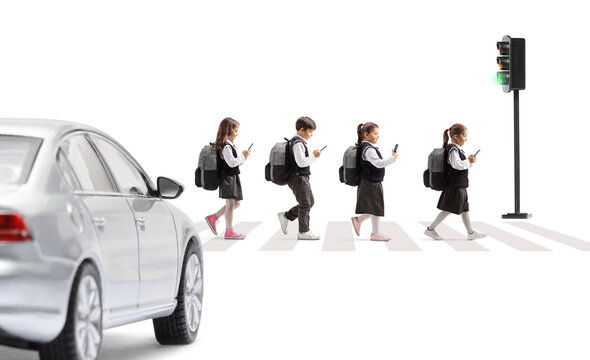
[157,177,184,199]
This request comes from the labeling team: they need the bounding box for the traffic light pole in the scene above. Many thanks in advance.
[502,90,531,219]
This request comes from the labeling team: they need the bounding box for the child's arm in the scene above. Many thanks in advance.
[293,142,316,167]
[448,148,472,170]
[222,145,246,168]
[364,147,395,169]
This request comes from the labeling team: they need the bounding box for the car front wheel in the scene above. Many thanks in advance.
[153,241,203,345]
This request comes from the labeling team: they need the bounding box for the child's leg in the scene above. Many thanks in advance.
[234,201,240,209]
[225,199,235,229]
[289,176,314,233]
[371,216,380,234]
[429,211,451,230]
[357,214,371,223]
[215,205,226,218]
[461,211,474,233]
[297,178,314,233]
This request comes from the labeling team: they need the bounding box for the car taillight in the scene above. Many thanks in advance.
[0,213,33,242]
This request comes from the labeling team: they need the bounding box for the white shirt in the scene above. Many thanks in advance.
[292,135,316,168]
[221,139,246,168]
[447,143,472,170]
[361,141,396,169]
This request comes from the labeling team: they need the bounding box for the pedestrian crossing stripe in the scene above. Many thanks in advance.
[195,221,590,252]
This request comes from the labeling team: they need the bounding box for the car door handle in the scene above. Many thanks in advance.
[136,217,147,230]
[93,217,107,230]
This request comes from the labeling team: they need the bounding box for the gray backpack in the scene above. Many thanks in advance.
[423,144,456,191]
[195,144,221,190]
[339,145,362,186]
[265,138,292,186]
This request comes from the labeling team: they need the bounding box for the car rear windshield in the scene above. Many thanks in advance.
[0,135,43,186]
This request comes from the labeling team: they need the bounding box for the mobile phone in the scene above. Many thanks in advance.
[394,144,399,153]
[474,149,480,156]
[248,143,253,150]
[320,145,327,151]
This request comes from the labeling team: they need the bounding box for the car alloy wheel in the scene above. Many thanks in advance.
[184,254,203,333]
[74,274,102,360]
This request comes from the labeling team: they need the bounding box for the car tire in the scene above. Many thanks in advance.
[39,262,102,360]
[153,241,203,345]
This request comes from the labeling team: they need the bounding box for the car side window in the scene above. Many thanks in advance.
[59,134,115,193]
[56,149,82,191]
[90,135,150,196]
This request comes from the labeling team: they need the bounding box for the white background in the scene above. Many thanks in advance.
[1,1,590,359]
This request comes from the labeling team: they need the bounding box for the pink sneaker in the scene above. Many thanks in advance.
[370,233,391,241]
[225,228,245,240]
[351,217,361,236]
[205,214,218,235]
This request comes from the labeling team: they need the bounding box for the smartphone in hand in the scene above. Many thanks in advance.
[394,144,399,153]
[320,145,327,151]
[248,143,253,150]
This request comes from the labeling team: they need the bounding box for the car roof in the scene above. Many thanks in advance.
[0,118,103,141]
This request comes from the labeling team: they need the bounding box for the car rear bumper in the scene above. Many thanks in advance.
[0,257,76,345]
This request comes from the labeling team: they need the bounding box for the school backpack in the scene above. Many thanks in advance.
[195,144,221,190]
[265,138,292,186]
[339,145,362,186]
[423,144,455,191]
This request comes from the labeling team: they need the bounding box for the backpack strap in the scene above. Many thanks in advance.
[360,143,378,161]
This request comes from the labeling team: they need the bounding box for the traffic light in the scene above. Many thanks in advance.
[496,35,525,93]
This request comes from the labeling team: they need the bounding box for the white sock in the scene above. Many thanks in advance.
[429,211,451,230]
[371,216,380,234]
[462,212,474,233]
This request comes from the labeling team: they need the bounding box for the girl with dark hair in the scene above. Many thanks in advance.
[350,122,398,241]
[424,123,486,241]
[205,117,251,240]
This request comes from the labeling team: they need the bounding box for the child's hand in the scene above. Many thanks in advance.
[392,149,399,159]
[243,149,251,158]
[313,149,321,158]
[469,155,476,163]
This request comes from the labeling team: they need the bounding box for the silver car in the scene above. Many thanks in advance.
[0,119,203,360]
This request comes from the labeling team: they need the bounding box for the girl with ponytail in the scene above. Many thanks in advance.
[424,123,486,241]
[205,117,252,239]
[350,122,399,241]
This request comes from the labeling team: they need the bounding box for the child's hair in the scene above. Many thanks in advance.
[443,123,467,148]
[295,116,316,131]
[215,117,240,151]
[356,122,379,148]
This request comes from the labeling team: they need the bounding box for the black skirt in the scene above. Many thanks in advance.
[355,179,384,217]
[219,174,243,201]
[437,187,469,215]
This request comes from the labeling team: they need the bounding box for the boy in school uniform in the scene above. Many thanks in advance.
[277,116,322,240]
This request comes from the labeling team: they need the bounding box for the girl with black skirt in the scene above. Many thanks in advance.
[205,117,251,240]
[350,122,398,241]
[424,123,486,241]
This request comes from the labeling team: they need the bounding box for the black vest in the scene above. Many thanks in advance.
[289,136,311,176]
[219,144,241,176]
[360,143,385,182]
[445,144,469,188]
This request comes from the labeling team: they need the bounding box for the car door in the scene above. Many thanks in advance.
[57,133,140,314]
[88,134,178,308]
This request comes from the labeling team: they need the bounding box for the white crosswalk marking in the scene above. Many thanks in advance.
[194,220,590,252]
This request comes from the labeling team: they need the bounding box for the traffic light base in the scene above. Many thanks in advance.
[502,212,532,219]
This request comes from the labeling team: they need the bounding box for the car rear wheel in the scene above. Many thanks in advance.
[39,262,102,360]
[153,241,203,345]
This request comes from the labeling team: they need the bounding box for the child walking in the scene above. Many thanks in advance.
[277,116,322,240]
[424,123,486,241]
[205,117,251,240]
[350,122,399,241]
